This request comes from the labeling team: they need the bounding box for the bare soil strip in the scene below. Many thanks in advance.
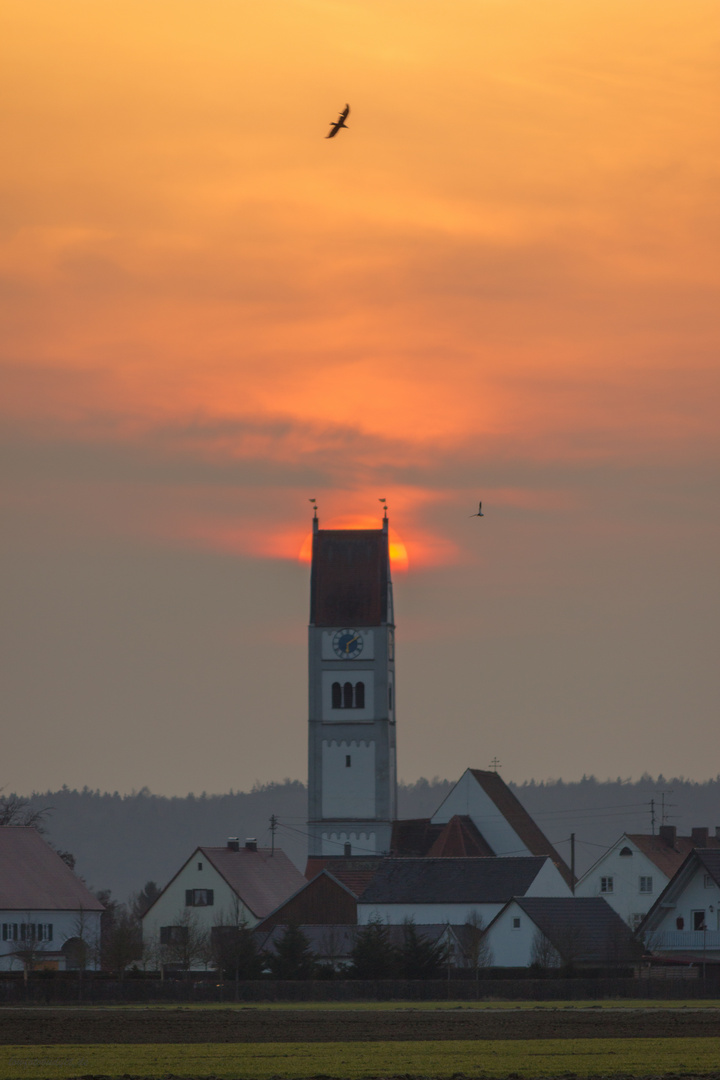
[0,1007,719,1044]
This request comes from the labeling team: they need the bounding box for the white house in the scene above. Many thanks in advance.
[357,855,571,926]
[576,826,720,928]
[0,827,104,972]
[638,848,720,963]
[142,838,305,966]
[483,896,639,969]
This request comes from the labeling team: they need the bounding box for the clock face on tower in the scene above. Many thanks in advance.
[332,628,364,659]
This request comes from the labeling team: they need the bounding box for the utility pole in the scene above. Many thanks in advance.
[570,832,576,895]
[649,798,656,836]
[269,814,278,855]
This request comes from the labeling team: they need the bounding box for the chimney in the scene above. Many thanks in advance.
[658,825,676,848]
[245,838,258,852]
[691,827,709,848]
[227,837,240,851]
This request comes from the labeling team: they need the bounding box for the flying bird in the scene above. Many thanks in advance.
[470,502,484,517]
[326,103,350,139]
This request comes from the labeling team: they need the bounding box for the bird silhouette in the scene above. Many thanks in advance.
[470,501,484,517]
[326,104,350,138]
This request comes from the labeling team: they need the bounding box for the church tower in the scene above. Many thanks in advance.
[307,515,397,858]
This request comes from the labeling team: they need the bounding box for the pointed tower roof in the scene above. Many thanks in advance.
[310,520,392,626]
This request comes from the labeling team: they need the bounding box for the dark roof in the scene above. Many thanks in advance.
[510,896,639,965]
[0,827,104,912]
[310,525,391,626]
[695,849,720,888]
[360,857,549,905]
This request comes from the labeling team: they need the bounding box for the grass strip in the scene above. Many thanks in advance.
[2,1037,720,1080]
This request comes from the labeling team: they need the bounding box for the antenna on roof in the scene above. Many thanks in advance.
[489,757,501,773]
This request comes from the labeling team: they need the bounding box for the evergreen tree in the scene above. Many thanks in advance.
[266,924,316,980]
[398,918,449,979]
[350,917,398,979]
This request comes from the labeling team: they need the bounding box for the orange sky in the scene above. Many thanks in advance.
[2,1,719,795]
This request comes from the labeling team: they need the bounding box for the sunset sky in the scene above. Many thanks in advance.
[3,1,719,798]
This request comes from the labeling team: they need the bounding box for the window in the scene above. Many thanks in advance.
[630,913,644,930]
[185,888,214,907]
[692,910,706,931]
[160,925,189,946]
[345,755,351,767]
[639,876,653,894]
[197,861,203,871]
[512,917,521,930]
[619,846,633,857]
[600,876,614,893]
[331,681,366,709]
[2,924,18,942]
[704,874,714,888]
[388,684,393,710]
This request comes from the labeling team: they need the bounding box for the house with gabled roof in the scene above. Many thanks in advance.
[576,825,720,928]
[0,827,104,972]
[256,869,361,930]
[482,896,640,970]
[358,855,571,926]
[141,837,305,966]
[638,848,720,964]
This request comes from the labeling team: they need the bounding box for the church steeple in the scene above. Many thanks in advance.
[307,516,397,858]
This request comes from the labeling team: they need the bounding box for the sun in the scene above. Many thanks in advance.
[298,515,409,572]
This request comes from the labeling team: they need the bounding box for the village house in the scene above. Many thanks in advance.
[638,848,720,966]
[0,826,104,972]
[575,825,720,927]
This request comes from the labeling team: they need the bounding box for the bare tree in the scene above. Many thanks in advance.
[463,910,494,977]
[158,910,209,973]
[0,791,52,832]
[529,928,561,970]
[12,917,49,983]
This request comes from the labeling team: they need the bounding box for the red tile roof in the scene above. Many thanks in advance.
[304,857,383,897]
[200,846,305,919]
[0,827,104,911]
[427,815,495,857]
[627,833,720,879]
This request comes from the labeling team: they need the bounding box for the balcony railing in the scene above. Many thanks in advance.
[648,930,720,951]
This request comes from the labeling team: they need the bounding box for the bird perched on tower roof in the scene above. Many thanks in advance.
[326,103,350,138]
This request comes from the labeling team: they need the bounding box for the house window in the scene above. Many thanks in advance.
[704,874,714,888]
[630,914,644,930]
[185,888,214,907]
[600,876,614,893]
[160,925,189,946]
[692,910,706,931]
[197,862,203,871]
[345,755,351,767]
[639,876,653,894]
[619,846,633,857]
[35,924,53,942]
[2,924,19,942]
[512,917,521,930]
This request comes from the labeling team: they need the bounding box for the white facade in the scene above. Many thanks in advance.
[482,901,546,968]
[0,909,103,972]
[321,740,376,819]
[642,858,720,956]
[575,836,667,927]
[431,769,532,855]
[142,849,251,947]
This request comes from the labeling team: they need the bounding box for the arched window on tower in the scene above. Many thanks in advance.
[331,682,342,709]
[355,682,365,708]
[343,682,353,709]
[388,684,393,710]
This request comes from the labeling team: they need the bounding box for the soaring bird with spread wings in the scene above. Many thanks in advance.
[326,103,350,138]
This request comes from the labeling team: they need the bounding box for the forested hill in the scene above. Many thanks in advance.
[15,774,720,905]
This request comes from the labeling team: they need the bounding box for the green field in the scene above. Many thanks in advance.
[2,1038,720,1080]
